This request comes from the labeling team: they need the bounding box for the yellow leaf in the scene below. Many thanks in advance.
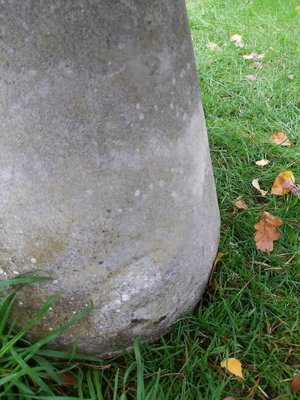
[255,159,269,167]
[270,132,292,146]
[252,178,267,196]
[271,171,295,195]
[254,211,283,253]
[234,197,248,210]
[221,358,244,379]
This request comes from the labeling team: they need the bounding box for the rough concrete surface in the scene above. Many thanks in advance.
[0,0,220,357]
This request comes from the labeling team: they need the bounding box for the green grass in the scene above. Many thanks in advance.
[1,0,299,399]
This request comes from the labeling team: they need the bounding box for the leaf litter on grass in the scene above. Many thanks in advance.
[220,358,244,380]
[270,132,293,146]
[271,171,295,195]
[252,178,268,196]
[254,211,283,252]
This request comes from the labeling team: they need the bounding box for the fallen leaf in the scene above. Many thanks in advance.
[221,358,244,379]
[252,179,267,196]
[271,171,295,195]
[288,74,295,80]
[230,34,244,48]
[255,159,270,167]
[246,74,257,81]
[291,374,300,393]
[270,132,292,146]
[243,51,264,60]
[254,211,283,253]
[207,42,219,51]
[251,61,263,69]
[223,397,237,400]
[234,197,248,210]
[208,252,225,285]
[59,372,77,386]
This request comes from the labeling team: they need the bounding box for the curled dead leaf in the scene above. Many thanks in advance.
[243,51,264,60]
[255,159,269,167]
[270,132,292,146]
[252,179,267,196]
[234,197,248,210]
[291,374,300,393]
[271,171,295,195]
[254,211,282,253]
[230,34,244,48]
[221,358,244,379]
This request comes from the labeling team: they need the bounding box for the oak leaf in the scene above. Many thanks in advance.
[270,132,292,146]
[271,171,295,195]
[254,211,282,252]
[221,358,244,379]
[252,179,267,196]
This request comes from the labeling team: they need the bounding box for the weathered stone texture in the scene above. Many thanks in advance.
[0,0,220,357]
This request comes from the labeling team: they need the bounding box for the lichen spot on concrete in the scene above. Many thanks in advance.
[148,183,154,190]
[170,102,174,109]
[154,105,158,111]
[159,180,165,188]
[136,103,140,110]
[172,77,176,86]
[134,190,141,197]
[30,257,37,263]
[139,113,144,121]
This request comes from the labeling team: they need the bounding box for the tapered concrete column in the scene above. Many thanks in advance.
[0,1,220,356]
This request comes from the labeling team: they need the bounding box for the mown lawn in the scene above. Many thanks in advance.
[1,0,299,399]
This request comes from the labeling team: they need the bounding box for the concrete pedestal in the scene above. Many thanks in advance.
[0,0,220,356]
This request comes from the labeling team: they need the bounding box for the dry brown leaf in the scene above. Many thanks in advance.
[207,42,219,51]
[291,374,300,393]
[230,34,244,48]
[252,179,267,196]
[223,397,237,400]
[221,358,244,379]
[255,159,270,167]
[59,372,77,386]
[270,132,292,146]
[234,197,248,210]
[254,211,283,253]
[271,171,295,195]
[243,51,264,60]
